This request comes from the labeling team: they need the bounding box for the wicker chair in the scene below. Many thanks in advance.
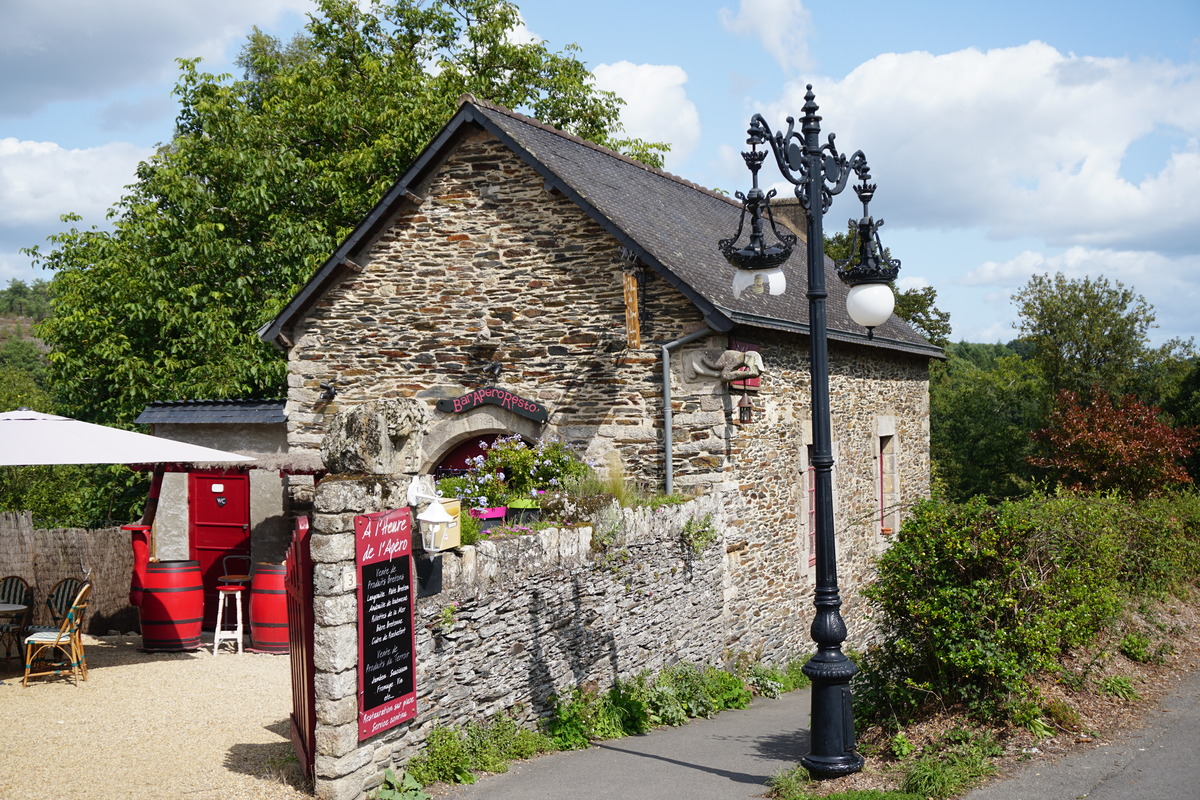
[0,575,33,660]
[23,582,91,687]
[23,577,84,637]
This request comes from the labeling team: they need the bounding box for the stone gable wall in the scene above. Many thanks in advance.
[286,127,709,491]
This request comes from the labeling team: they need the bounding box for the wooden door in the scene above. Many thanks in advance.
[188,471,250,628]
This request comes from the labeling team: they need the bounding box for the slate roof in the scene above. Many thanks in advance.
[136,399,287,426]
[261,97,942,359]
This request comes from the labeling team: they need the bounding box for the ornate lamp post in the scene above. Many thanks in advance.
[719,86,900,779]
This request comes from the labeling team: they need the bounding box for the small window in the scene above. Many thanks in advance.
[878,435,900,535]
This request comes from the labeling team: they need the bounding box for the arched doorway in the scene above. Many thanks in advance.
[433,433,501,479]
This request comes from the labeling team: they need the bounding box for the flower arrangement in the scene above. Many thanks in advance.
[437,434,592,510]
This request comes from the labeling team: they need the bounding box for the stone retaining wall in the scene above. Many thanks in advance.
[309,477,735,800]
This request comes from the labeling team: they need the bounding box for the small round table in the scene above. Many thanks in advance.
[0,603,28,661]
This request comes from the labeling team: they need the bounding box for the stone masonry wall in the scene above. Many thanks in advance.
[309,477,735,800]
[714,334,931,661]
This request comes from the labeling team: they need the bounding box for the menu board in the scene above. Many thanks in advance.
[355,507,417,740]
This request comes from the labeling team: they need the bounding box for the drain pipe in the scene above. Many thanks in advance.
[662,326,716,495]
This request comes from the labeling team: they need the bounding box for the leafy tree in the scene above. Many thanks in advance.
[0,337,46,385]
[27,0,664,425]
[824,228,950,347]
[0,279,52,319]
[892,285,952,348]
[1164,359,1200,481]
[930,350,1046,501]
[1013,272,1193,398]
[1029,388,1197,499]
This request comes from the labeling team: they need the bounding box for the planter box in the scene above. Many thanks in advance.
[468,506,507,531]
[506,498,540,524]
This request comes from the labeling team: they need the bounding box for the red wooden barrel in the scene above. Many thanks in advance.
[139,560,203,651]
[249,562,289,654]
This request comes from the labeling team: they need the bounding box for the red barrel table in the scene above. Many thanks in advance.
[248,562,289,654]
[139,560,204,651]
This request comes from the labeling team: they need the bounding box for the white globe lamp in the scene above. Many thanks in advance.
[845,282,895,331]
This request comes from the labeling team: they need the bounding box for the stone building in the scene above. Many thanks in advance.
[256,96,941,797]
[262,94,938,649]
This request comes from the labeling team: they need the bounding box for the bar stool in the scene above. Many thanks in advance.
[212,585,244,656]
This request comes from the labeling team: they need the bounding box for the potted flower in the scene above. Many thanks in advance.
[436,435,590,527]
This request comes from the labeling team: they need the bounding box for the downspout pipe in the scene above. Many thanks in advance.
[662,326,716,495]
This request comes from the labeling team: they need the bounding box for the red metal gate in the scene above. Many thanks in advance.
[286,516,316,782]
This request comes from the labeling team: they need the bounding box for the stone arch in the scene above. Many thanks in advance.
[419,406,548,475]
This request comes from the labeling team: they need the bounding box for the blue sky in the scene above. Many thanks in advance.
[3,0,1198,345]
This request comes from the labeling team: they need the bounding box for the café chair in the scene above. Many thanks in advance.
[219,555,252,588]
[35,577,84,630]
[0,575,32,660]
[23,582,91,687]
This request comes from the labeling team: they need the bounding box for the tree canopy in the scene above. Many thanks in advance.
[1013,272,1193,399]
[27,0,664,426]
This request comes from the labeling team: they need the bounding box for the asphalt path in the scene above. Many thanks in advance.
[435,666,1200,800]
[963,665,1200,800]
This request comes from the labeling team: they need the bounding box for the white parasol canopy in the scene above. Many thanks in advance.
[0,408,255,466]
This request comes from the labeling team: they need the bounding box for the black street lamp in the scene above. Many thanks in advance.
[719,86,900,779]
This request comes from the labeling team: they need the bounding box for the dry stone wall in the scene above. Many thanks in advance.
[308,476,734,800]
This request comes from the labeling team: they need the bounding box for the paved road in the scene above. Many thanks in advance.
[963,666,1200,800]
[435,666,1200,800]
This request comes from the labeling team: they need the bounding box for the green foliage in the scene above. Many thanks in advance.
[854,493,1177,724]
[893,286,952,349]
[823,228,950,347]
[930,350,1046,501]
[1117,631,1172,664]
[437,435,592,509]
[0,279,52,319]
[372,768,429,800]
[889,731,916,758]
[405,712,555,786]
[1098,675,1140,700]
[768,762,926,800]
[405,726,476,785]
[28,0,663,427]
[1013,272,1195,399]
[899,729,999,800]
[547,662,754,749]
[681,512,717,555]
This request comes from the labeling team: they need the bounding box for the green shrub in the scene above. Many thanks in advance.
[406,713,555,785]
[853,492,1174,725]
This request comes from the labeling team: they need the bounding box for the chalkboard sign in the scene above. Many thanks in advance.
[355,508,417,740]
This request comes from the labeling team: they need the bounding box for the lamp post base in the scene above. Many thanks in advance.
[802,646,864,779]
[801,751,866,780]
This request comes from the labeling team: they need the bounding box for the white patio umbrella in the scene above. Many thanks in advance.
[0,408,254,466]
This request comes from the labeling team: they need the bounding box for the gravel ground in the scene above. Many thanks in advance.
[0,631,312,800]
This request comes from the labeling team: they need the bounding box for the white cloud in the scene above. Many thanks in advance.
[0,0,315,117]
[719,0,814,75]
[592,62,702,169]
[962,245,1200,344]
[0,138,150,227]
[758,42,1200,255]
